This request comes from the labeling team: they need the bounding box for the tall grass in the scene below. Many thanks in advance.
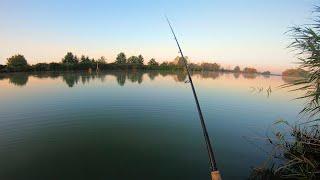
[250,7,320,180]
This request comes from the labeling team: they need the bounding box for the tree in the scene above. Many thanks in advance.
[128,55,144,65]
[62,52,78,64]
[33,63,50,71]
[148,58,159,66]
[173,56,188,67]
[234,66,241,72]
[243,67,257,74]
[137,55,144,65]
[98,56,107,64]
[261,71,271,75]
[282,68,307,77]
[7,54,29,71]
[160,61,169,66]
[115,52,127,64]
[201,62,220,71]
[127,56,138,64]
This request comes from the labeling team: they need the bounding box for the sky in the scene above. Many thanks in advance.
[0,0,318,73]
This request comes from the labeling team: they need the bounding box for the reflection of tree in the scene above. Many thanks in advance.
[32,72,60,79]
[116,71,126,86]
[242,73,257,79]
[282,76,301,84]
[233,72,240,79]
[9,73,29,86]
[159,71,170,77]
[0,74,6,81]
[147,71,159,80]
[262,74,271,79]
[62,73,80,87]
[198,71,220,79]
[127,71,143,84]
[97,73,106,82]
[174,72,187,82]
[1,70,251,88]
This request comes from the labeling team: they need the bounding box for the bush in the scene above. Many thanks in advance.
[7,54,29,72]
[32,63,50,71]
[282,68,308,77]
[49,62,63,71]
[243,67,258,74]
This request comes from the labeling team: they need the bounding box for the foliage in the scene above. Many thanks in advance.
[62,52,79,64]
[282,68,308,77]
[243,67,258,74]
[115,52,127,64]
[98,56,107,64]
[261,71,271,75]
[251,6,320,180]
[32,63,50,71]
[234,66,241,72]
[173,56,187,67]
[127,55,144,65]
[6,54,29,72]
[1,52,269,74]
[148,58,159,66]
[201,62,220,71]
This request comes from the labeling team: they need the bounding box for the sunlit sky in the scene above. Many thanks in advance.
[0,0,318,73]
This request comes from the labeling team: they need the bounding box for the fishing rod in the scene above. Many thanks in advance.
[166,17,222,180]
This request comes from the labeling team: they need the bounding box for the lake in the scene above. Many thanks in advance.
[0,71,304,179]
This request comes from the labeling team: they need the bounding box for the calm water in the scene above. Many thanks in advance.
[0,71,303,179]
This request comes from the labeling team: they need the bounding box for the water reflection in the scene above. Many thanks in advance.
[242,73,258,79]
[0,71,271,87]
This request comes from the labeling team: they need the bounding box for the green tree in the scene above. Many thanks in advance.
[243,67,257,74]
[201,62,220,71]
[148,58,159,66]
[128,55,144,65]
[115,52,127,64]
[98,56,107,64]
[234,66,241,72]
[173,56,188,67]
[80,55,93,65]
[7,54,29,71]
[127,56,138,64]
[33,63,50,71]
[62,52,78,64]
[137,55,144,65]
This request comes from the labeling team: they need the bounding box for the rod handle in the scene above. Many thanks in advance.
[211,171,222,180]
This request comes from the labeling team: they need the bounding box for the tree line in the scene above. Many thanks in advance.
[0,52,267,74]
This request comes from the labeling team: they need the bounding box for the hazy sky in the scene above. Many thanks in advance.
[0,0,318,73]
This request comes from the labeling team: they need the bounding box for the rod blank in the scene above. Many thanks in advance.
[166,17,220,179]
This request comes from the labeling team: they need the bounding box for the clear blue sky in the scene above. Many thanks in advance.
[0,0,318,73]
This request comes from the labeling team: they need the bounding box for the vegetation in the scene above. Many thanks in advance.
[243,67,258,74]
[234,66,241,73]
[250,6,320,180]
[148,58,159,66]
[261,71,271,76]
[6,54,29,72]
[115,52,127,64]
[1,53,267,76]
[282,68,308,77]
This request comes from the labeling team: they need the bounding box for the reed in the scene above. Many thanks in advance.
[250,6,320,180]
